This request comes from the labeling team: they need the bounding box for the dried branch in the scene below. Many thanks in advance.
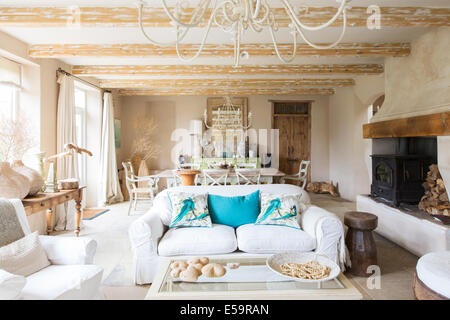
[131,115,161,161]
[0,114,37,162]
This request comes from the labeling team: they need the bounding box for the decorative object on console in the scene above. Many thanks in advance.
[0,162,30,200]
[255,193,302,229]
[419,164,450,223]
[11,160,44,196]
[59,178,79,190]
[167,192,212,228]
[306,181,340,197]
[136,0,351,66]
[43,143,92,193]
[0,114,37,163]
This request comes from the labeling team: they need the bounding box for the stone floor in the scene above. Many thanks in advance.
[55,193,418,300]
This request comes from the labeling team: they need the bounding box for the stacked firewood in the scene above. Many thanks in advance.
[418,164,450,216]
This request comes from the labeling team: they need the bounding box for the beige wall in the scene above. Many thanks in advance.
[0,30,72,234]
[116,94,330,182]
[373,27,450,122]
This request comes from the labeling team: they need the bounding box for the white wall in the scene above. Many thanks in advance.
[329,74,384,200]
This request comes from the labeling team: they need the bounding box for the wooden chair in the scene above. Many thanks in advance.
[200,169,229,186]
[280,160,310,189]
[235,168,260,185]
[122,162,160,215]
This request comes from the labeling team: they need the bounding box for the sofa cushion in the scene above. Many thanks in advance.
[236,224,316,254]
[416,251,450,298]
[167,192,212,228]
[155,184,311,226]
[255,193,302,229]
[0,232,50,277]
[158,224,237,256]
[21,265,103,300]
[208,191,260,228]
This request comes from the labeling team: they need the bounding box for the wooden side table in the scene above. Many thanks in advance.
[344,211,378,277]
[176,170,201,186]
[22,187,85,236]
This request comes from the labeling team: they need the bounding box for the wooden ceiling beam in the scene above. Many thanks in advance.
[29,43,410,58]
[363,112,450,138]
[117,88,336,96]
[100,78,355,89]
[72,64,383,76]
[1,7,449,28]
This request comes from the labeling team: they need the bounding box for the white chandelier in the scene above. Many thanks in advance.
[204,96,252,130]
[137,0,351,66]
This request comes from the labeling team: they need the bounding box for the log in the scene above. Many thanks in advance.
[419,164,450,218]
[306,181,339,197]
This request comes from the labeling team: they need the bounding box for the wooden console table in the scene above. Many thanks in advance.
[22,187,85,237]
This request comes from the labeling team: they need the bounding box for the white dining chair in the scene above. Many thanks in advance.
[280,160,310,189]
[235,168,261,185]
[122,162,160,215]
[201,169,229,186]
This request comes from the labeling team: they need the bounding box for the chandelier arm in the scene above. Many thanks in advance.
[174,5,219,62]
[282,0,348,32]
[269,24,297,64]
[160,0,212,28]
[138,2,194,46]
[253,0,262,19]
[251,0,270,24]
[294,11,348,50]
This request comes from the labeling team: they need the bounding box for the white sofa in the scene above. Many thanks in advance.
[0,200,103,300]
[129,184,347,285]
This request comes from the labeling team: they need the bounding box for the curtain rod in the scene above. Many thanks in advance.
[56,68,111,93]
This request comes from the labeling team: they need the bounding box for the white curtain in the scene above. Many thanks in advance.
[98,92,123,206]
[54,74,79,231]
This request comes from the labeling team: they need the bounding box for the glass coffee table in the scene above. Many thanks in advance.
[145,255,362,300]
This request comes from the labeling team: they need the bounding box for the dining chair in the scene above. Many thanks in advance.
[200,169,229,186]
[235,168,261,185]
[280,160,310,189]
[166,169,182,188]
[122,162,160,215]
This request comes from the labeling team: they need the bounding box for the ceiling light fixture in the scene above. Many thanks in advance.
[137,0,351,66]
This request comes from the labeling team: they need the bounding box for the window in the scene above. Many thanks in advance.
[0,84,19,121]
[75,85,87,186]
[0,56,21,121]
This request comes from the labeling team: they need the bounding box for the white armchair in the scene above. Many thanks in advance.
[0,200,103,300]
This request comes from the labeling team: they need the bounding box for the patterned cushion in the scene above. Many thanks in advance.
[167,192,212,228]
[0,232,50,277]
[255,193,302,229]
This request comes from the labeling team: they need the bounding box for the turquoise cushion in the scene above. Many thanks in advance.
[208,191,260,228]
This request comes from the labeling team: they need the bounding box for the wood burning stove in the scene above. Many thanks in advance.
[371,154,433,206]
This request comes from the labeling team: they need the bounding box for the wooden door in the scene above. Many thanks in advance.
[272,101,311,183]
[290,116,310,175]
[273,116,292,175]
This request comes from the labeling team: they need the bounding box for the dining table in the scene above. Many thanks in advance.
[153,168,286,187]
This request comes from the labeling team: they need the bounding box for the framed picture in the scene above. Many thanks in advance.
[114,119,121,148]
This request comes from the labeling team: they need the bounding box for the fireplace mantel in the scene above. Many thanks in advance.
[363,111,450,139]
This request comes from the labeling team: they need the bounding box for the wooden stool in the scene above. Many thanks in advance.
[344,211,378,277]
